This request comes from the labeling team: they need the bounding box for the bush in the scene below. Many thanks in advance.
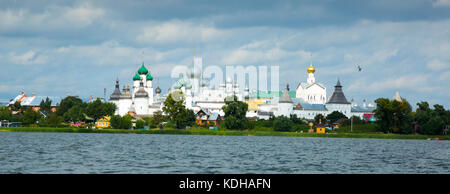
[110,115,122,129]
[121,115,133,129]
[273,116,293,131]
[164,121,177,129]
[136,119,145,129]
[336,123,378,133]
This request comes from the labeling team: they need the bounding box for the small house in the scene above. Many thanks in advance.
[206,113,222,126]
[95,116,111,129]
[195,109,222,126]
[316,124,325,133]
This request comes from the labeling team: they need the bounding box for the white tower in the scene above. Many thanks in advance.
[134,81,149,115]
[277,84,293,117]
[109,79,121,115]
[307,55,315,84]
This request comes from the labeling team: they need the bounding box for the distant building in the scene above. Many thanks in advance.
[95,116,111,129]
[110,60,161,117]
[8,92,61,112]
[254,60,375,120]
[295,57,327,104]
[195,109,222,126]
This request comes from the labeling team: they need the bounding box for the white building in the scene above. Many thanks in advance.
[295,58,327,104]
[110,62,163,117]
[170,56,243,116]
[257,61,375,120]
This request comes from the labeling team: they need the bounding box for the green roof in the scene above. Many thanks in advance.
[133,73,141,81]
[138,63,148,75]
[249,91,296,98]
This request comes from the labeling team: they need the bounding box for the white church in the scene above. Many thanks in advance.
[169,56,244,116]
[109,54,374,120]
[256,59,375,120]
[109,62,163,117]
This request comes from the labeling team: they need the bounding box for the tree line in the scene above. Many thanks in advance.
[0,96,116,128]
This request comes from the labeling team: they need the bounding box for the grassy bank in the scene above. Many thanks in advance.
[0,127,448,140]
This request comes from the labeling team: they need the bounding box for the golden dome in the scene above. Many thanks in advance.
[307,64,315,73]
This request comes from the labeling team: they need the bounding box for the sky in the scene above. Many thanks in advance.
[0,0,449,108]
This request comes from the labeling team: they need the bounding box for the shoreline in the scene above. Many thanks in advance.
[0,127,448,140]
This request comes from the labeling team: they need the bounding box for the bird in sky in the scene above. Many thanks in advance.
[357,65,362,72]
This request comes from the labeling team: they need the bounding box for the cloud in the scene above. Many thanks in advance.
[439,71,450,80]
[136,21,228,44]
[59,3,105,26]
[427,59,449,71]
[347,74,440,94]
[0,3,105,33]
[1,1,450,108]
[432,0,450,7]
[8,51,48,65]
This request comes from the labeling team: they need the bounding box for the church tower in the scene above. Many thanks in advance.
[277,84,293,117]
[109,79,121,115]
[307,55,316,84]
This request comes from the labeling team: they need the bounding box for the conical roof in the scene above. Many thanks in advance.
[327,79,350,104]
[109,79,121,101]
[393,91,402,102]
[135,81,148,98]
[279,84,293,103]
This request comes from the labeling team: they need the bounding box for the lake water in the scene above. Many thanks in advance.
[0,132,448,174]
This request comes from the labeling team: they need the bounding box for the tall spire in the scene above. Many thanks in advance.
[279,84,293,103]
[327,78,350,104]
[307,53,315,74]
[393,91,402,102]
[142,51,144,64]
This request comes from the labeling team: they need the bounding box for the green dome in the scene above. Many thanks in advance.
[133,73,141,81]
[146,73,153,81]
[137,63,148,75]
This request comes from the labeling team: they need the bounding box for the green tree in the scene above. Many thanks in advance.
[39,97,52,113]
[175,109,196,129]
[45,113,62,127]
[151,110,165,128]
[415,102,448,135]
[57,96,83,116]
[162,91,185,121]
[102,102,117,117]
[63,105,85,122]
[0,106,12,121]
[11,101,21,112]
[22,108,42,125]
[326,111,348,124]
[110,115,122,129]
[391,99,413,133]
[290,114,304,125]
[342,116,363,126]
[86,99,103,120]
[136,119,145,129]
[121,115,133,129]
[374,98,392,133]
[374,98,413,133]
[162,91,194,129]
[314,114,325,124]
[273,116,293,131]
[222,95,249,130]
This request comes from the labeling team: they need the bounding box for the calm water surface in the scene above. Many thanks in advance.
[0,132,448,173]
